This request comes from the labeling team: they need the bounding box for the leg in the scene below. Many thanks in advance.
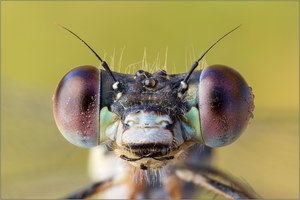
[63,179,113,199]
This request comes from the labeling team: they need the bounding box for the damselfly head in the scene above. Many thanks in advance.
[105,69,195,169]
[53,26,254,170]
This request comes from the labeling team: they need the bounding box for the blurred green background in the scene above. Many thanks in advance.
[1,1,298,199]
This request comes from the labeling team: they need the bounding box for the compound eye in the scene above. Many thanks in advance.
[198,65,254,147]
[53,66,101,148]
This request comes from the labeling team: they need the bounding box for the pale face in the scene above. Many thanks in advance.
[105,109,195,169]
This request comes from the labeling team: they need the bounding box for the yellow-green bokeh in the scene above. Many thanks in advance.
[1,1,298,199]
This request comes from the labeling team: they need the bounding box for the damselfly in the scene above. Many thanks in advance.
[53,26,257,199]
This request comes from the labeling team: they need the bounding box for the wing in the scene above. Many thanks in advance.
[175,164,260,199]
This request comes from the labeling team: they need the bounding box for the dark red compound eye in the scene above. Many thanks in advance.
[53,66,101,148]
[198,65,254,147]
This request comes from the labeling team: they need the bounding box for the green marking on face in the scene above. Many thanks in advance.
[184,107,204,144]
[99,107,119,142]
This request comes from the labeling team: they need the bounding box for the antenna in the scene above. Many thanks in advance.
[60,25,119,84]
[182,25,241,84]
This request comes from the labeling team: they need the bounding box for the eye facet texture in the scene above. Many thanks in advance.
[198,65,254,147]
[53,66,101,148]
